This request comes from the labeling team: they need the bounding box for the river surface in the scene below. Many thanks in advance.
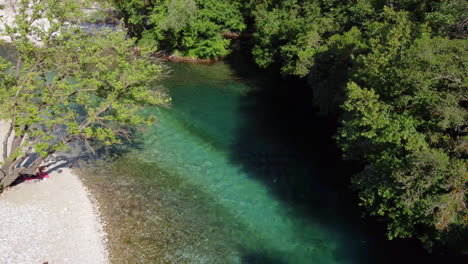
[76,61,396,264]
[0,43,439,263]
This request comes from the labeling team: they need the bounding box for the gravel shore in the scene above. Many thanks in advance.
[0,170,110,264]
[0,120,109,263]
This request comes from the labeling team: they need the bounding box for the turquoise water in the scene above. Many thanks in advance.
[79,61,391,263]
[142,65,340,263]
[0,44,449,263]
[145,65,348,262]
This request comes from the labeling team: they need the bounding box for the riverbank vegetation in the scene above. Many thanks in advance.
[0,0,170,187]
[110,0,467,251]
[110,0,246,59]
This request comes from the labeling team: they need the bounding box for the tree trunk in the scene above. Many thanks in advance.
[2,121,14,161]
[9,124,29,155]
[0,150,53,188]
[0,167,23,187]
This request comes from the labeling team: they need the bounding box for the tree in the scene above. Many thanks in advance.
[111,0,246,59]
[0,0,170,188]
[338,9,467,248]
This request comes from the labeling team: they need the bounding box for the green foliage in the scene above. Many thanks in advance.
[251,0,324,75]
[341,80,465,245]
[159,0,198,32]
[112,0,246,59]
[337,14,467,248]
[0,0,170,187]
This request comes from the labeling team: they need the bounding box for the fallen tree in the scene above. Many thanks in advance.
[0,0,170,188]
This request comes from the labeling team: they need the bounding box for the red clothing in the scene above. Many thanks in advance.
[24,171,49,181]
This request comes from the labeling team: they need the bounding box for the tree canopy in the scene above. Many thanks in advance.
[0,0,170,187]
[111,0,246,59]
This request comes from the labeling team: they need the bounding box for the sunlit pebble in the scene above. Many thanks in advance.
[0,202,52,263]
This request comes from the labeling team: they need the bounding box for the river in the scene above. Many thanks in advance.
[77,61,421,264]
[0,43,443,263]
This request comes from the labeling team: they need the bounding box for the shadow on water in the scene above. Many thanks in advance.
[227,66,376,263]
[224,53,458,264]
[241,252,287,264]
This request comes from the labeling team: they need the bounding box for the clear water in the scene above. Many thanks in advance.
[77,61,396,264]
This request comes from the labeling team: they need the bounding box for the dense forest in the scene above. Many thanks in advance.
[108,0,467,252]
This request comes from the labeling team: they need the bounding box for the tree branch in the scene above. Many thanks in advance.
[79,91,125,130]
[2,120,13,162]
[9,124,29,158]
